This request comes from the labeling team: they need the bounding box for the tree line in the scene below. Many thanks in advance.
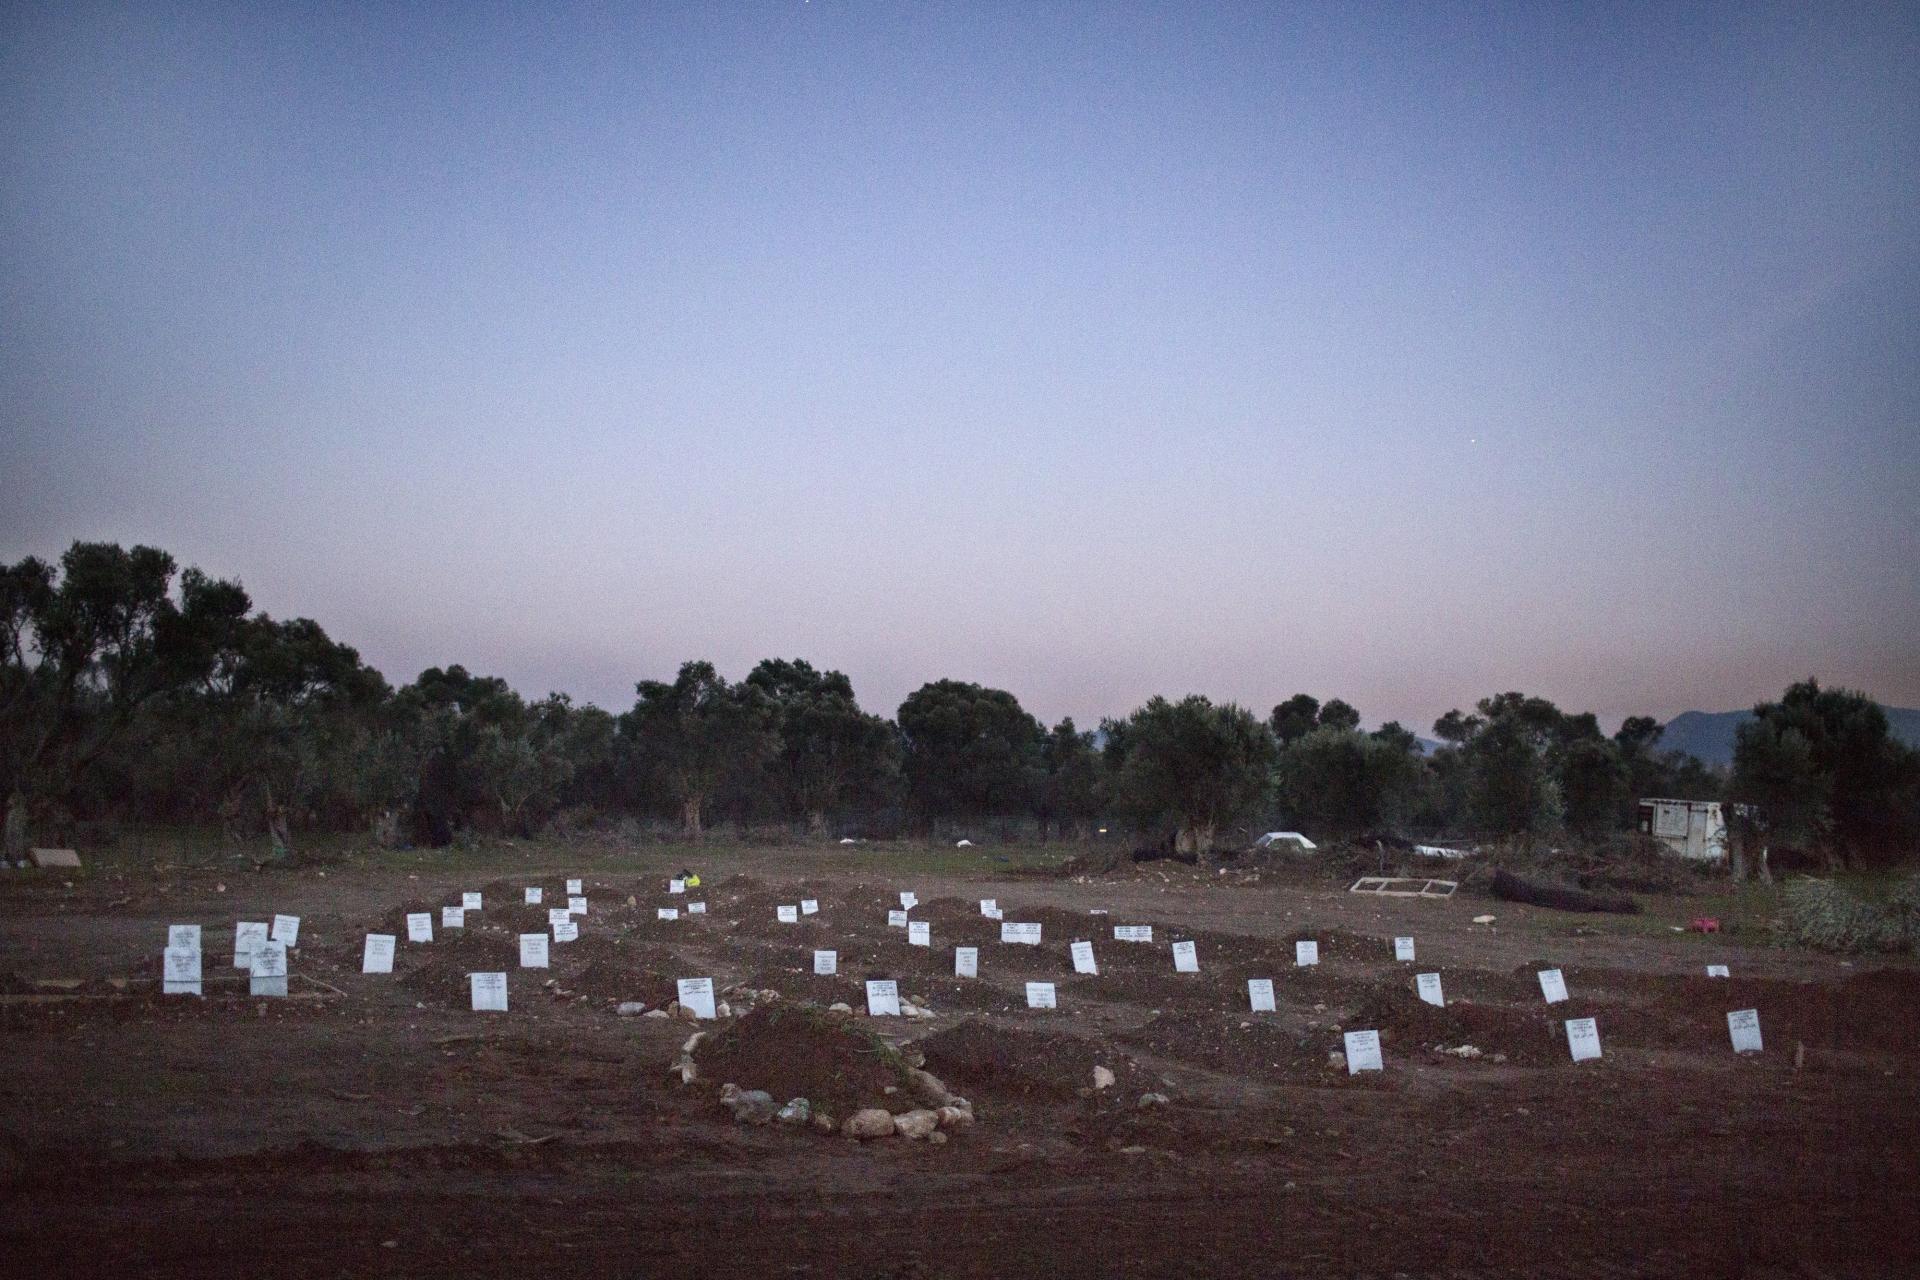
[4,543,1915,866]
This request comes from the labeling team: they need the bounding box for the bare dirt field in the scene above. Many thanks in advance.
[2,842,1915,1278]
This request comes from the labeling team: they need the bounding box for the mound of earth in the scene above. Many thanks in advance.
[395,931,520,1005]
[1346,979,1563,1065]
[1117,1011,1329,1082]
[565,938,686,1004]
[918,1019,1153,1103]
[694,1004,909,1116]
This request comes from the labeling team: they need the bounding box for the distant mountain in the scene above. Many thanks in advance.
[1655,705,1920,769]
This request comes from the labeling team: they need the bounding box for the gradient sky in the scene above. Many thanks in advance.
[4,1,1916,733]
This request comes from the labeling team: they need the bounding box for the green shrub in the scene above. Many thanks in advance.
[1779,875,1920,954]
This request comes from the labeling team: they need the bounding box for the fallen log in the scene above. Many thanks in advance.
[1491,867,1639,914]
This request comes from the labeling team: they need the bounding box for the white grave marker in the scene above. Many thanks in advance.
[1706,964,1730,978]
[669,879,685,895]
[979,899,997,917]
[442,906,465,929]
[1343,1028,1384,1074]
[777,905,799,924]
[676,977,716,1020]
[1565,1016,1602,1061]
[548,907,573,928]
[1416,973,1445,1007]
[1248,978,1275,1012]
[1071,940,1098,975]
[462,892,482,912]
[1727,1008,1763,1054]
[908,921,931,948]
[524,887,543,905]
[233,921,269,968]
[362,934,395,974]
[814,950,838,976]
[900,891,917,910]
[552,920,578,943]
[271,914,301,947]
[688,901,706,915]
[1295,940,1319,967]
[1172,940,1199,973]
[1026,981,1057,1009]
[800,899,819,916]
[163,947,202,996]
[887,909,909,928]
[519,934,550,968]
[1394,936,1415,962]
[470,972,508,1012]
[1001,922,1042,945]
[568,896,587,916]
[169,924,201,953]
[658,907,680,921]
[1114,925,1153,943]
[406,913,433,943]
[1538,969,1569,1004]
[566,878,583,895]
[865,979,900,1017]
[985,905,1003,920]
[249,940,288,997]
[955,947,978,978]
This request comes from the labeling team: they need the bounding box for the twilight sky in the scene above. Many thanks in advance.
[3,2,1916,733]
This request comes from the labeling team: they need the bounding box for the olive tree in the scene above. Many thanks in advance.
[1104,695,1274,857]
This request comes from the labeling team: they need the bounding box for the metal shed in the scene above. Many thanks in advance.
[1637,799,1728,863]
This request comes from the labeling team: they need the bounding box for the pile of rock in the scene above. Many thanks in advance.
[715,1065,976,1144]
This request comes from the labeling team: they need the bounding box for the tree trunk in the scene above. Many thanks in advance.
[372,809,401,849]
[1174,821,1216,858]
[807,809,829,837]
[263,780,291,861]
[681,795,704,840]
[3,788,29,863]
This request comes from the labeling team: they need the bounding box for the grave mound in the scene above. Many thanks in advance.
[918,1019,1153,1103]
[1346,979,1563,1064]
[1117,1011,1329,1082]
[396,932,519,1005]
[694,1004,909,1117]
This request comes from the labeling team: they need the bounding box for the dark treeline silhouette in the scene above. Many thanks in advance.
[5,543,1915,866]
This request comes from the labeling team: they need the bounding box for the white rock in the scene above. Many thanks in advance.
[681,1031,707,1056]
[894,1109,940,1140]
[720,1083,775,1124]
[1327,1051,1347,1070]
[776,1097,811,1125]
[907,1069,951,1107]
[1092,1065,1116,1091]
[843,1108,896,1140]
[643,1009,669,1020]
[936,1105,974,1130]
[616,1002,647,1016]
[928,1130,949,1145]
[1138,1092,1169,1108]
